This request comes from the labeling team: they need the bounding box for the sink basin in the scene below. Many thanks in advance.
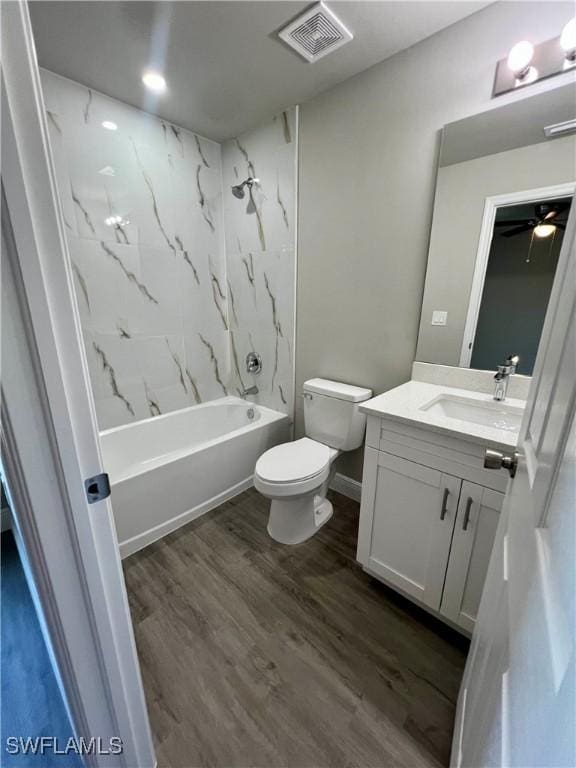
[420,394,524,432]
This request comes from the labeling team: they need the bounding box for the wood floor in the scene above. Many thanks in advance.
[123,488,469,768]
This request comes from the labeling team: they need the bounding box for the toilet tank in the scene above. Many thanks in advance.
[303,378,373,451]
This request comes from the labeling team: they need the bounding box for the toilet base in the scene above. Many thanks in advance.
[267,494,333,545]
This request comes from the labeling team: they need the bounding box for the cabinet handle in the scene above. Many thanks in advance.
[440,488,450,520]
[462,497,473,531]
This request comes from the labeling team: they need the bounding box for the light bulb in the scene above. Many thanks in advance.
[534,223,556,238]
[561,18,576,61]
[142,71,167,93]
[102,121,118,131]
[507,41,534,77]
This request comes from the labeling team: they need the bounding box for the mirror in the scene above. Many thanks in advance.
[416,85,575,376]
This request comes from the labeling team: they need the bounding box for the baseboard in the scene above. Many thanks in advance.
[119,476,254,559]
[330,472,362,503]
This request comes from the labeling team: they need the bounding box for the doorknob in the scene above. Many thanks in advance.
[484,449,519,478]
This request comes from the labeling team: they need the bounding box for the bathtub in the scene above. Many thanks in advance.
[100,397,290,558]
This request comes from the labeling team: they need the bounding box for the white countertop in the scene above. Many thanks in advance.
[360,381,526,449]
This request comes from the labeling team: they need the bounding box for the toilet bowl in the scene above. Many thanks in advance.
[255,437,339,545]
[255,378,372,545]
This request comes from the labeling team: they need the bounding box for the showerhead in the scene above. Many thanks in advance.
[231,177,259,199]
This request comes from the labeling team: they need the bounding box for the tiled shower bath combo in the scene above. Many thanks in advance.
[41,71,297,552]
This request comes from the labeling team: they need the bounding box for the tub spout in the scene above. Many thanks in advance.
[241,385,259,397]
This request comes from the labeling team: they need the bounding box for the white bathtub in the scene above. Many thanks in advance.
[100,397,290,557]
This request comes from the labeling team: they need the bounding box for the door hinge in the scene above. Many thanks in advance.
[84,473,111,504]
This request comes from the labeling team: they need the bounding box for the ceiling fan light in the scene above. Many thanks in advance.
[534,223,556,238]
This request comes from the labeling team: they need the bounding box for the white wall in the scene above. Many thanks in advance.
[296,1,575,481]
[41,70,228,430]
[222,109,298,415]
[42,71,298,430]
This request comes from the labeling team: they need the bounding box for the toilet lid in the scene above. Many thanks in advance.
[256,438,331,483]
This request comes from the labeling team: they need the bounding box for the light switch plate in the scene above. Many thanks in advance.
[431,310,448,326]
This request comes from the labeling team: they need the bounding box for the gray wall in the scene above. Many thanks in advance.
[295,1,574,481]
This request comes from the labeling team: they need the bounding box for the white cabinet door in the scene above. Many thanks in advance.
[441,482,504,632]
[357,448,461,610]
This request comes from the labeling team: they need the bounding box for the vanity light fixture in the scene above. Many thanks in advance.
[102,120,118,131]
[494,21,576,96]
[560,18,576,62]
[142,71,167,93]
[507,40,534,79]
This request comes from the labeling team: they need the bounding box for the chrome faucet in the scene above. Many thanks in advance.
[493,355,519,401]
[241,385,259,397]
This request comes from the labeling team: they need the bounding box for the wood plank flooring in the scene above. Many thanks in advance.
[123,488,469,768]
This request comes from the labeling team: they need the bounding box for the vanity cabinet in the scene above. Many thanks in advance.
[440,483,503,632]
[357,450,460,609]
[357,415,507,634]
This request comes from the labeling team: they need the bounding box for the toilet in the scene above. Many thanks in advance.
[255,378,372,544]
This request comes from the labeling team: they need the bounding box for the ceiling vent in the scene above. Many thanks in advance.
[278,2,353,63]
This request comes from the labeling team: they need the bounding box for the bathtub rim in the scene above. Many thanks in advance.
[99,395,282,438]
[100,396,291,485]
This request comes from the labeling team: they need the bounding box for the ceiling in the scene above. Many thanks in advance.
[30,1,491,141]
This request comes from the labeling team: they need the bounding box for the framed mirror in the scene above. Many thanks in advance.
[416,84,575,376]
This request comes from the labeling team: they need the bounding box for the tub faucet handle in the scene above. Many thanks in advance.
[246,351,262,375]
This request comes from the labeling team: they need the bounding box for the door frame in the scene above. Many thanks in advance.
[458,181,575,367]
[451,190,576,768]
[1,2,155,765]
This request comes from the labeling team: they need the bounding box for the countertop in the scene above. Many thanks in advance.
[360,380,526,449]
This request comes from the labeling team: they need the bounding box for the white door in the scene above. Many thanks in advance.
[2,3,154,765]
[452,196,576,767]
[358,449,460,609]
[441,482,503,632]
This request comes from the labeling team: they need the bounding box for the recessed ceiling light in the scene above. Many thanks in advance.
[142,71,166,93]
[102,121,118,131]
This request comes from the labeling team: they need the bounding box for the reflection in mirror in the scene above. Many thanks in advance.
[416,85,576,374]
[465,193,571,375]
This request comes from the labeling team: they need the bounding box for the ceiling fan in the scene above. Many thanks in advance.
[495,202,570,239]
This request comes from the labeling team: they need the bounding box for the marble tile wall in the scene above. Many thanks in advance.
[41,71,229,430]
[222,109,297,416]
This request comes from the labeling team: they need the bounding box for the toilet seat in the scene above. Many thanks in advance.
[255,438,335,498]
[256,437,330,483]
